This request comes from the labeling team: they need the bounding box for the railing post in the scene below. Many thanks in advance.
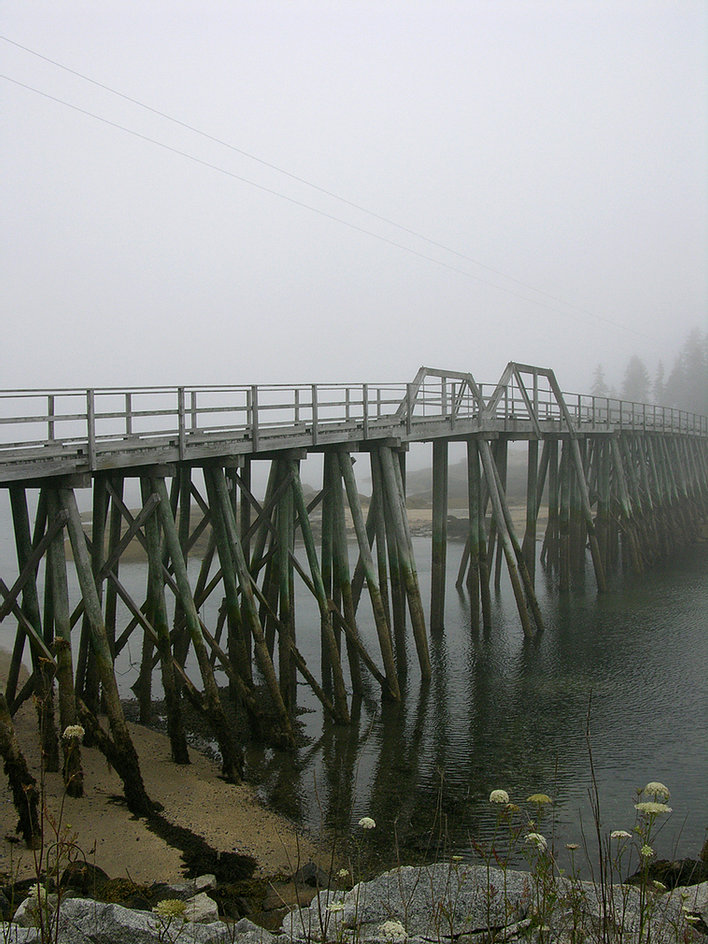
[362,384,369,439]
[250,385,259,451]
[190,391,198,430]
[86,389,96,471]
[177,386,186,460]
[376,387,382,419]
[125,392,132,436]
[311,384,318,445]
[48,394,55,441]
[345,387,350,422]
[406,383,413,436]
[295,388,300,423]
[442,376,447,416]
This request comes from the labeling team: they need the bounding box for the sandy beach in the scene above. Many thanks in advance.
[0,651,326,892]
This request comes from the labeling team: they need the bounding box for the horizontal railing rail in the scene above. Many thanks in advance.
[1,369,706,479]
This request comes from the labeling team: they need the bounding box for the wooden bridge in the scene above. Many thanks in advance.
[1,363,706,831]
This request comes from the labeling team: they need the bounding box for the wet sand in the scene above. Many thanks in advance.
[0,651,325,887]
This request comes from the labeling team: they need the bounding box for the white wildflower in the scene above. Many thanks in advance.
[153,899,187,918]
[610,830,632,840]
[526,793,552,805]
[566,843,579,851]
[640,844,655,859]
[26,884,48,904]
[378,919,407,942]
[62,724,85,742]
[327,901,345,913]
[525,832,548,852]
[642,781,670,802]
[634,801,672,816]
[337,868,349,879]
[489,789,510,805]
[358,816,376,829]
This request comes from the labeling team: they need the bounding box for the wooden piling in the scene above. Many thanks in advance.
[338,449,401,698]
[9,484,59,770]
[430,439,448,632]
[378,446,431,680]
[59,486,154,815]
[45,489,83,795]
[477,440,534,637]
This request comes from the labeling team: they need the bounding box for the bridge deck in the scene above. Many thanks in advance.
[1,365,706,483]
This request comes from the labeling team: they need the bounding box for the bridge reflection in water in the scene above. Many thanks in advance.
[0,363,706,830]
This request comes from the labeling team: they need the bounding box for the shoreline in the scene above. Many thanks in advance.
[0,650,330,897]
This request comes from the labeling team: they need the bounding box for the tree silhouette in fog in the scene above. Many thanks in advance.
[665,328,708,414]
[621,355,651,402]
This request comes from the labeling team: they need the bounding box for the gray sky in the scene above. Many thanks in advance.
[2,1,706,395]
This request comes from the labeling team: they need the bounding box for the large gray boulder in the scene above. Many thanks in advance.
[281,863,531,942]
[280,862,704,944]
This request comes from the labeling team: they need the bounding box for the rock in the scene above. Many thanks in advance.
[627,858,708,888]
[60,861,110,895]
[0,925,41,943]
[53,897,228,943]
[195,873,218,892]
[678,880,708,923]
[13,891,58,928]
[183,891,220,923]
[281,862,704,944]
[294,861,330,888]
[233,916,278,944]
[282,863,531,942]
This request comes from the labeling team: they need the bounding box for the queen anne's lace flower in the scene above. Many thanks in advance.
[327,901,345,913]
[634,801,672,816]
[640,844,655,858]
[337,868,349,879]
[566,843,579,850]
[489,789,509,804]
[62,724,85,742]
[378,919,407,942]
[27,884,48,904]
[525,832,548,852]
[610,829,632,840]
[642,781,670,802]
[153,899,186,918]
[358,816,376,829]
[526,793,552,805]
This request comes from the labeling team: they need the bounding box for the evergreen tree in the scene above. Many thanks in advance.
[591,363,609,397]
[653,361,666,404]
[666,328,708,414]
[621,355,651,402]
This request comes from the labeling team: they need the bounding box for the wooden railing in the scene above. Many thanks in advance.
[1,367,706,478]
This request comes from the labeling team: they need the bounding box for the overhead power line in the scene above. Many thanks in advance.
[1,35,640,328]
[1,47,653,341]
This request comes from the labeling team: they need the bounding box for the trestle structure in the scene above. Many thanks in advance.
[1,363,706,838]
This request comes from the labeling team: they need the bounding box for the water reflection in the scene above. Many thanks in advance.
[248,538,708,874]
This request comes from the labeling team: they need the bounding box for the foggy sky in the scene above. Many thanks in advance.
[2,1,707,395]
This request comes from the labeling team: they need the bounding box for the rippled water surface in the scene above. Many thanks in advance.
[245,537,708,873]
[1,504,706,874]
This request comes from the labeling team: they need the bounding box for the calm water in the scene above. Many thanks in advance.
[1,500,706,874]
[242,537,708,873]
